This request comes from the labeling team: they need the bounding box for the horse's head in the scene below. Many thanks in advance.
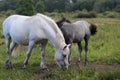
[55,44,71,69]
[90,24,97,35]
[56,18,71,28]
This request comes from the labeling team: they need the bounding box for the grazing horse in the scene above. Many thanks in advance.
[56,18,97,66]
[3,13,70,69]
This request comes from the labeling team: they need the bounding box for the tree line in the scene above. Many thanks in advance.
[0,0,120,16]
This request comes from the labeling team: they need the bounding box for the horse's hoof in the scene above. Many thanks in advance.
[22,65,27,69]
[42,67,49,71]
[41,65,49,71]
[84,63,88,67]
[6,61,13,69]
[6,64,13,69]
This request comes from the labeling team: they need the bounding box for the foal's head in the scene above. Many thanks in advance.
[90,24,97,35]
[56,18,71,28]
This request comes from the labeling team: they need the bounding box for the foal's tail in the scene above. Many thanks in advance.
[89,24,97,35]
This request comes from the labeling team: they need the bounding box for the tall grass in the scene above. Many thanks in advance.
[0,16,120,80]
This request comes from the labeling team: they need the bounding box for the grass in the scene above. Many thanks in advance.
[0,16,120,80]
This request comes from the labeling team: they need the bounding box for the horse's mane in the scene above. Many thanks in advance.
[36,13,65,43]
[36,13,61,33]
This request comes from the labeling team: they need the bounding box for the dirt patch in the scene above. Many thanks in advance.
[33,60,120,79]
[89,63,120,71]
[70,60,120,71]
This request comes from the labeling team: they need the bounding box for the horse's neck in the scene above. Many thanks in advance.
[51,33,66,50]
[36,13,66,49]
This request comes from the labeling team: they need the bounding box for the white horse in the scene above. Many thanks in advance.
[3,13,70,69]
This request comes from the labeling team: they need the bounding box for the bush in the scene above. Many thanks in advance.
[16,0,34,16]
[0,10,15,17]
[5,10,16,16]
[103,11,120,18]
[75,11,97,18]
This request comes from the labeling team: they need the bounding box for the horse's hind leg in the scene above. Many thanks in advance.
[23,41,35,68]
[5,36,11,69]
[6,40,16,69]
[40,40,47,69]
[77,42,82,62]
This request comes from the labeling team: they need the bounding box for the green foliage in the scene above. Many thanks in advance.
[75,11,97,18]
[102,11,120,18]
[0,0,120,13]
[16,0,34,16]
[115,5,120,12]
[0,0,19,11]
[44,0,70,12]
[66,0,120,13]
[35,1,45,13]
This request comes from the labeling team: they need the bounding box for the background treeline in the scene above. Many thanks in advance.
[0,0,120,18]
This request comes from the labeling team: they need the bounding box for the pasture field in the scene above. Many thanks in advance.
[0,17,120,80]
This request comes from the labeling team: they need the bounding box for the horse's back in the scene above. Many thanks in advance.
[73,21,90,35]
[3,14,64,45]
[3,15,30,34]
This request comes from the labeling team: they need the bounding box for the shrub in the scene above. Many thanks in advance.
[75,11,97,18]
[5,10,16,16]
[16,0,34,16]
[0,10,15,17]
[103,11,120,18]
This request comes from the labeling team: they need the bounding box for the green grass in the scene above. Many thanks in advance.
[0,16,120,80]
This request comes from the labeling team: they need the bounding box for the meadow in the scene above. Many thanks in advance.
[0,16,120,80]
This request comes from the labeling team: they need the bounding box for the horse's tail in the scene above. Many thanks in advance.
[89,23,97,35]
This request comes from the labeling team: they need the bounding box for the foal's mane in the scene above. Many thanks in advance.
[56,18,71,28]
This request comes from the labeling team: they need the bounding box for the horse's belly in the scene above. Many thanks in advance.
[11,35,29,45]
[10,30,29,45]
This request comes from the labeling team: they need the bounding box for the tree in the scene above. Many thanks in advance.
[16,0,34,16]
[44,0,69,12]
[115,5,120,12]
[35,1,45,13]
[0,0,19,11]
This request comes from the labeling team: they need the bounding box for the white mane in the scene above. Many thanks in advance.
[36,13,66,48]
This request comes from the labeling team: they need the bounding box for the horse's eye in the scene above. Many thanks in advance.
[62,54,66,58]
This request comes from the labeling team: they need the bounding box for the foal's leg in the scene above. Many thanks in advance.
[23,41,35,68]
[68,44,72,63]
[6,41,16,69]
[84,37,89,66]
[77,42,82,62]
[40,41,47,69]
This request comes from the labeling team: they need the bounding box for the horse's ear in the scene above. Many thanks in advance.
[63,44,71,50]
[63,45,67,50]
[67,44,71,48]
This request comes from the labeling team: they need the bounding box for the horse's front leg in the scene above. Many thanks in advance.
[6,41,16,69]
[23,41,34,68]
[66,38,72,63]
[77,42,82,62]
[84,37,89,66]
[40,41,47,69]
